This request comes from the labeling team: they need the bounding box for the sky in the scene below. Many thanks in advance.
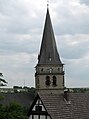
[0,0,89,88]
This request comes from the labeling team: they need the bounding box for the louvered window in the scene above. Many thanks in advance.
[45,76,50,86]
[52,76,57,86]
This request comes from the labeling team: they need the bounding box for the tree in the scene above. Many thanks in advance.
[0,73,7,86]
[0,102,28,119]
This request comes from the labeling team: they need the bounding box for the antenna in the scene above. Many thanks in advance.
[24,80,25,87]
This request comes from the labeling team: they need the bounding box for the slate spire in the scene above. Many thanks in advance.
[38,8,62,65]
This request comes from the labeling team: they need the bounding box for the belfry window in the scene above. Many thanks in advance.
[49,57,52,61]
[45,76,50,86]
[41,68,43,72]
[52,76,57,86]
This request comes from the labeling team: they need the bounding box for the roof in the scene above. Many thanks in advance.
[33,93,89,119]
[0,92,34,108]
[38,8,62,65]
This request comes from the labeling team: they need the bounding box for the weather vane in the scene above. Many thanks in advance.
[47,0,49,8]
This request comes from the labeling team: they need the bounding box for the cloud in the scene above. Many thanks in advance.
[0,33,40,55]
[51,0,89,35]
[56,34,89,87]
[0,52,37,87]
[0,0,45,35]
[65,53,89,88]
[57,34,89,59]
[0,0,89,88]
[79,0,89,5]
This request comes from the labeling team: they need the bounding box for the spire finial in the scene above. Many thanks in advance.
[47,0,49,8]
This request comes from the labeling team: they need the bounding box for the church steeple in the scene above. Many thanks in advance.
[38,8,62,65]
[35,8,64,94]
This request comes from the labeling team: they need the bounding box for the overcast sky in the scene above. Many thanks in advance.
[0,0,89,88]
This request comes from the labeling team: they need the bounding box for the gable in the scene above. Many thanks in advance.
[32,97,46,112]
[29,92,89,119]
[28,94,51,119]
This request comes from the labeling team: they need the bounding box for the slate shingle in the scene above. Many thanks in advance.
[39,93,89,119]
[0,92,34,108]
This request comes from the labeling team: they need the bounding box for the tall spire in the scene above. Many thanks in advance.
[35,8,64,93]
[38,8,62,65]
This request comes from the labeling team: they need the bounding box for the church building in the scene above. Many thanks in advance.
[28,8,89,119]
[35,8,64,94]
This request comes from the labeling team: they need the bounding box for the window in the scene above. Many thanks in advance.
[36,106,42,111]
[37,78,39,84]
[49,57,52,61]
[58,67,62,72]
[49,68,52,73]
[29,115,51,119]
[34,115,38,119]
[45,76,50,86]
[41,68,43,72]
[36,78,40,89]
[52,76,57,86]
[40,115,46,119]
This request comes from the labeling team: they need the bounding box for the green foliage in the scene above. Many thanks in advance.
[0,73,3,77]
[29,87,37,99]
[69,88,89,93]
[0,73,8,86]
[0,95,4,101]
[13,86,22,89]
[0,102,28,119]
[0,78,7,84]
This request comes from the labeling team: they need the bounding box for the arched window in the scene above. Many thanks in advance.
[53,76,57,86]
[45,76,50,86]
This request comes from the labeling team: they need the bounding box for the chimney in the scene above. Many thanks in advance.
[64,89,69,102]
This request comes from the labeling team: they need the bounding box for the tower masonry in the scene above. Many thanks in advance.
[35,8,65,94]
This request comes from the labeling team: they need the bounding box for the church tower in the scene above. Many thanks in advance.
[35,8,64,94]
